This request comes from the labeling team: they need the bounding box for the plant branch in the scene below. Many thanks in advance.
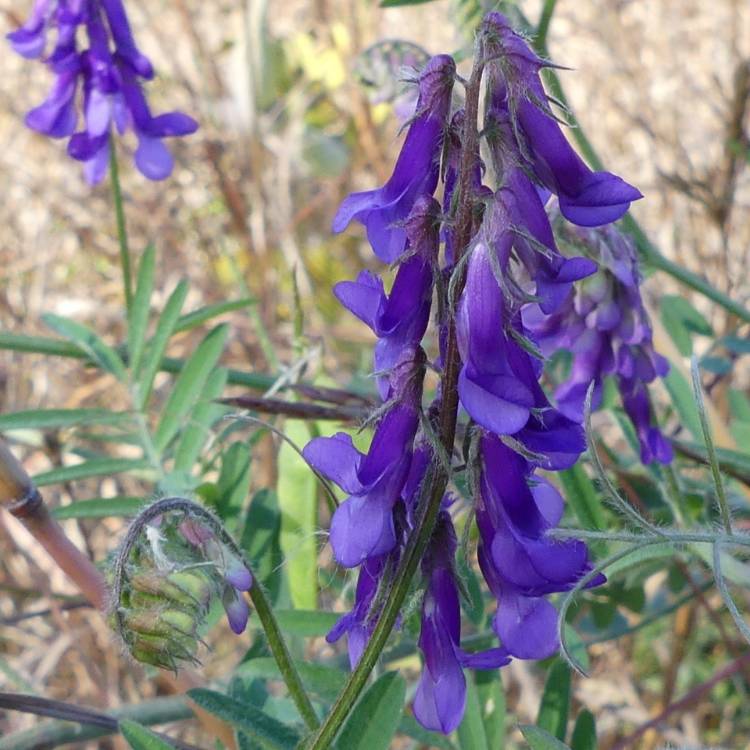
[0,439,108,610]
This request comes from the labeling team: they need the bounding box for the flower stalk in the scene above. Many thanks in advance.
[306,48,486,750]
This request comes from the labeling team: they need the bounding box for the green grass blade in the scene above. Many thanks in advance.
[52,496,146,520]
[0,408,132,431]
[457,672,489,750]
[135,280,188,409]
[153,324,229,454]
[128,244,156,376]
[172,367,228,473]
[33,458,151,487]
[119,720,175,750]
[42,313,127,382]
[536,660,571,741]
[175,298,255,334]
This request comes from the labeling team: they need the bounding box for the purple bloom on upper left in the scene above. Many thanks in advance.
[332,54,455,262]
[7,0,198,183]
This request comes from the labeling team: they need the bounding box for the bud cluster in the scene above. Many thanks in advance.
[111,499,252,671]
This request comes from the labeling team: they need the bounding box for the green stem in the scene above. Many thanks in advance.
[109,141,133,314]
[535,0,557,48]
[0,331,278,390]
[690,358,734,534]
[112,497,319,731]
[307,46,486,750]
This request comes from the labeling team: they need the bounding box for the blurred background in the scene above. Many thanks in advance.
[0,0,749,747]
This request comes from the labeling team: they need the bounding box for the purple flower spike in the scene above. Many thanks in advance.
[7,0,198,182]
[525,216,671,464]
[332,54,456,262]
[482,12,642,226]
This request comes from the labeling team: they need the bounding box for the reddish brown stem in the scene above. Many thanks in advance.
[0,440,108,611]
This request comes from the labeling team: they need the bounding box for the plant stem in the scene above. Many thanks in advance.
[0,695,194,750]
[0,440,108,610]
[109,141,133,314]
[112,497,319,731]
[535,0,557,48]
[306,47,486,750]
[690,358,733,534]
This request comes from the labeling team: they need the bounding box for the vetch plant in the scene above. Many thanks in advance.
[1,2,750,749]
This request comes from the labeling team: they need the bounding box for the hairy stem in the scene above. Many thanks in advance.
[109,141,133,314]
[306,47,486,750]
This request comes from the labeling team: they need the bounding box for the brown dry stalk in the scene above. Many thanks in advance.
[0,439,108,611]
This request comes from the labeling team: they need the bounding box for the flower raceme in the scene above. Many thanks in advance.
[7,0,197,182]
[312,11,670,734]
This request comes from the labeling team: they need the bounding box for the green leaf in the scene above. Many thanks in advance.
[173,367,228,474]
[559,464,606,531]
[398,716,457,750]
[52,496,146,519]
[119,720,175,750]
[271,609,339,637]
[33,458,151,487]
[520,725,572,750]
[660,295,713,356]
[0,408,131,431]
[43,313,127,381]
[663,367,703,440]
[699,356,732,375]
[136,280,188,410]
[0,330,81,358]
[721,335,750,355]
[728,389,750,421]
[277,419,318,609]
[128,244,156,376]
[175,298,255,334]
[236,657,345,703]
[241,488,284,603]
[216,441,252,518]
[536,660,571,741]
[570,710,596,750]
[187,689,300,750]
[477,670,505,749]
[458,671,489,750]
[337,671,406,750]
[380,0,437,6]
[153,324,229,454]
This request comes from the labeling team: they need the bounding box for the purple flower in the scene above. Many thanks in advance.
[7,0,197,182]
[456,242,536,435]
[335,196,439,397]
[525,216,672,464]
[326,554,391,668]
[332,54,456,262]
[481,12,642,227]
[414,512,510,733]
[177,517,253,634]
[303,396,420,567]
[476,435,601,658]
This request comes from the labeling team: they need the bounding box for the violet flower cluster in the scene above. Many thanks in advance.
[525,214,673,464]
[305,12,661,734]
[7,0,197,182]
